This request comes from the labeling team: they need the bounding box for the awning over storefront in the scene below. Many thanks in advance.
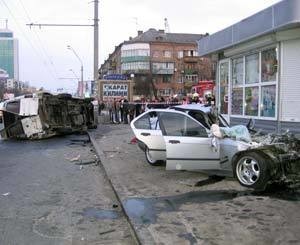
[197,0,300,56]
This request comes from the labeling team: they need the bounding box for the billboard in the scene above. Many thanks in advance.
[103,84,128,97]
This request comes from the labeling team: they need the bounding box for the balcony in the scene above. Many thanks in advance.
[183,56,198,63]
[152,68,174,75]
[121,56,150,63]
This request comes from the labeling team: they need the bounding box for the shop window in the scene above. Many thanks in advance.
[231,88,243,115]
[245,53,259,84]
[245,87,259,116]
[232,57,243,86]
[261,85,276,117]
[261,48,277,82]
[229,48,277,119]
[220,62,229,114]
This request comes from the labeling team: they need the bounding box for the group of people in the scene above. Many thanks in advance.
[105,98,139,124]
[99,94,215,124]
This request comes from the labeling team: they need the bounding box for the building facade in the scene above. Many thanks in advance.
[99,29,213,98]
[0,28,19,80]
[198,0,300,134]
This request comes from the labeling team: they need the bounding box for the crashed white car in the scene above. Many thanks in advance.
[130,108,300,190]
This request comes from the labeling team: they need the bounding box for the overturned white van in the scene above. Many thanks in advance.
[0,92,97,140]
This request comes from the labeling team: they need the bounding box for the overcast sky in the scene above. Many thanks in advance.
[0,0,281,93]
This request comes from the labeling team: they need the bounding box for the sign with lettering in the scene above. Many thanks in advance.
[103,84,128,97]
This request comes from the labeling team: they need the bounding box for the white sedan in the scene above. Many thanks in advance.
[130,108,300,190]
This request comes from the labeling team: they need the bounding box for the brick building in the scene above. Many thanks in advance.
[99,29,213,99]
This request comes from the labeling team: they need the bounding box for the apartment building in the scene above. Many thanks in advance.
[99,29,213,98]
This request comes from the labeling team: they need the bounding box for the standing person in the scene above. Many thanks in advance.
[119,98,124,123]
[123,97,129,124]
[114,99,121,123]
[107,99,114,123]
[128,102,135,122]
[135,102,141,117]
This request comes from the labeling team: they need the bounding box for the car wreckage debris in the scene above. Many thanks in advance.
[0,92,97,140]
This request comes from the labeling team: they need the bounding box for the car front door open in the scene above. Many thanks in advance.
[159,111,221,171]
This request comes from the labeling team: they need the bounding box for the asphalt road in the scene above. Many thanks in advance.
[0,131,135,245]
[90,123,300,245]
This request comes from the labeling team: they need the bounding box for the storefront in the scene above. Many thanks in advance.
[198,0,300,133]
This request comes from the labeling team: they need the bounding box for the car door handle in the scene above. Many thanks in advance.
[169,140,180,144]
[141,132,150,136]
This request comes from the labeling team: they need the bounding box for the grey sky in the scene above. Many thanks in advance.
[0,0,281,93]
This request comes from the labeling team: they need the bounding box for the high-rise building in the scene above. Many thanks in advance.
[0,28,19,80]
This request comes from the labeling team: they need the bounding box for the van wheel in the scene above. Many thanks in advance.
[234,152,270,191]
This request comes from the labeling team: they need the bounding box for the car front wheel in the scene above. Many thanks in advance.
[234,152,270,191]
[145,147,161,166]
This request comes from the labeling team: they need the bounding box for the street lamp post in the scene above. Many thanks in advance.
[69,69,80,96]
[67,45,83,97]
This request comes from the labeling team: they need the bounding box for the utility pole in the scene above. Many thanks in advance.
[94,0,99,82]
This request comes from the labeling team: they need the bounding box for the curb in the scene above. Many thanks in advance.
[88,131,142,245]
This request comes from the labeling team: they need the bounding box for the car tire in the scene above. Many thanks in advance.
[233,152,270,191]
[145,147,162,166]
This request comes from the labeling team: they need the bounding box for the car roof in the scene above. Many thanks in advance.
[172,104,212,113]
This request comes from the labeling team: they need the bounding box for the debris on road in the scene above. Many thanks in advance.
[69,154,81,162]
[2,192,10,196]
[130,137,137,144]
[99,229,116,235]
[74,159,96,165]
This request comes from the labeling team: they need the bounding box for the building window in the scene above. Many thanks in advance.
[231,88,243,115]
[220,61,229,114]
[164,50,172,58]
[178,51,183,58]
[152,62,174,74]
[229,47,278,119]
[162,75,171,83]
[159,89,171,96]
[121,49,150,57]
[185,50,198,57]
[245,53,259,84]
[232,57,243,86]
[261,48,277,82]
[153,50,160,58]
[185,75,198,82]
[245,86,259,116]
[261,85,276,117]
[121,61,150,71]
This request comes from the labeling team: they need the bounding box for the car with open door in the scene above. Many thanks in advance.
[131,105,228,165]
[131,109,300,190]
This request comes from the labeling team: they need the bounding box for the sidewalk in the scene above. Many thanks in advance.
[88,123,211,244]
[88,121,300,245]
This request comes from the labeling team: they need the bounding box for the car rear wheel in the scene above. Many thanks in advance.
[145,147,161,166]
[234,152,270,191]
